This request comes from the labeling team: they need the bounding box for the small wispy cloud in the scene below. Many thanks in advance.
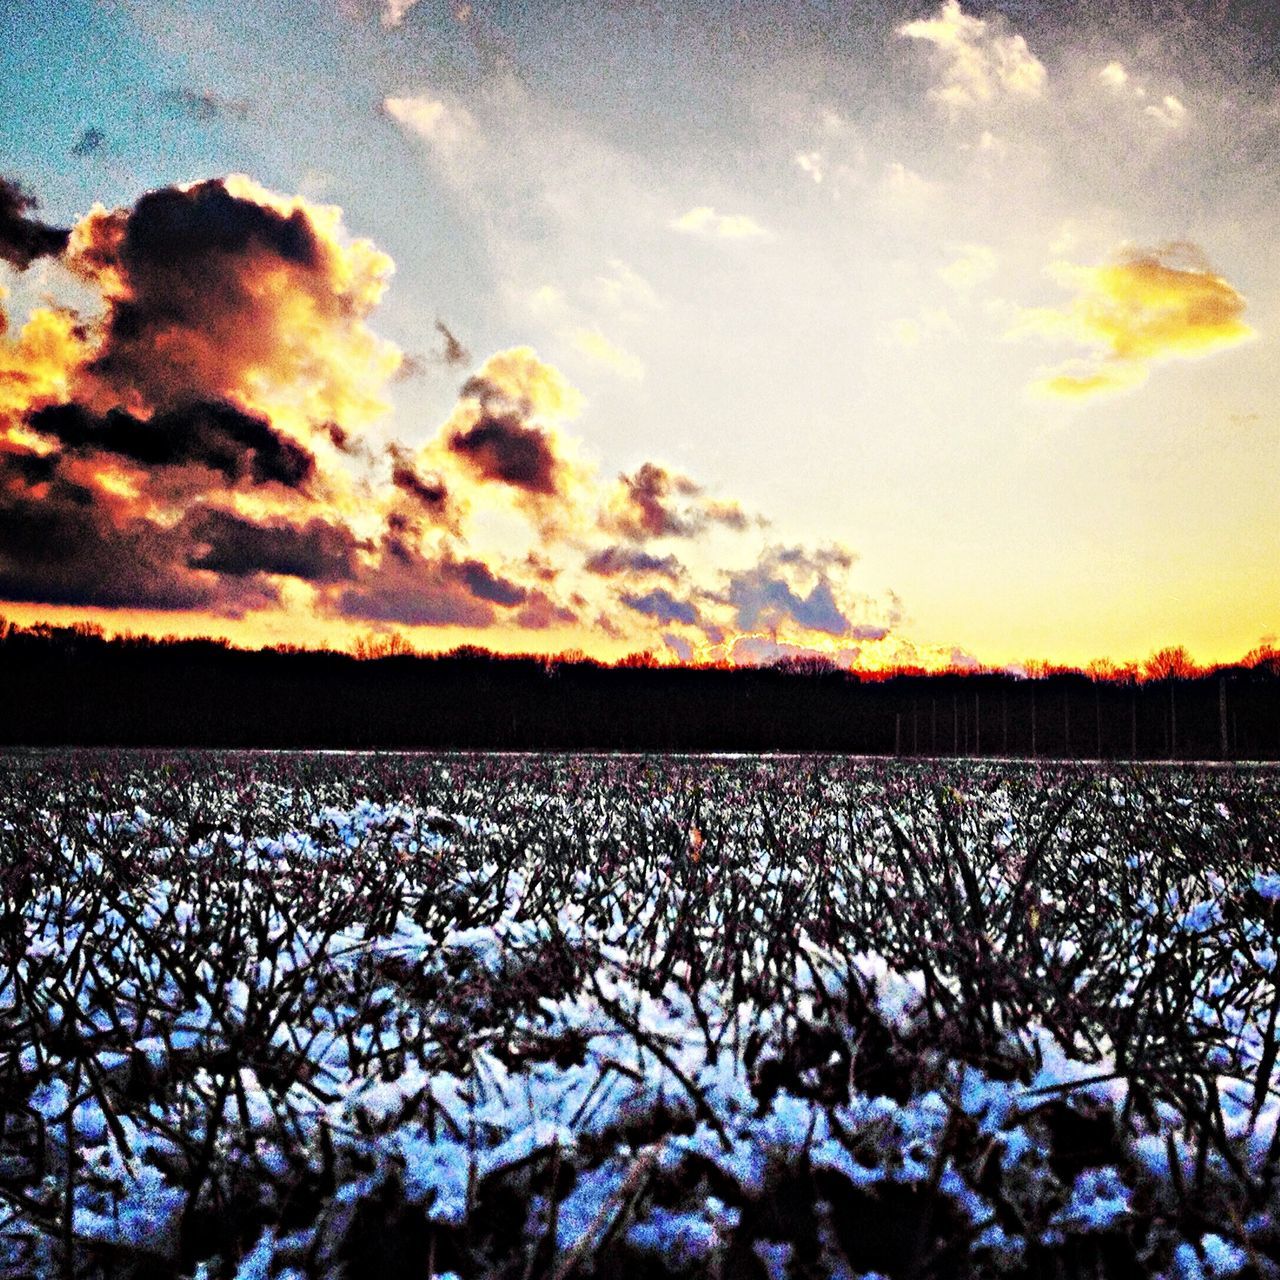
[384,95,477,157]
[70,127,105,157]
[939,243,997,292]
[169,87,252,122]
[1099,61,1130,91]
[898,0,1046,115]
[381,0,422,28]
[435,319,469,366]
[590,260,659,318]
[572,328,644,380]
[795,151,825,183]
[669,206,772,241]
[1096,62,1188,129]
[885,307,960,349]
[1145,95,1188,129]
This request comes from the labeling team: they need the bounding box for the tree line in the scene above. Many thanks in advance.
[1,621,1277,757]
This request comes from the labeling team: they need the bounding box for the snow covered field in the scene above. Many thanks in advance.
[4,751,1280,1278]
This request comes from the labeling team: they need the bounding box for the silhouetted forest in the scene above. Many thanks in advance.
[1,622,1277,756]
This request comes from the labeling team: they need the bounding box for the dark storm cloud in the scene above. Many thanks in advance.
[28,400,315,490]
[70,175,388,414]
[620,587,700,627]
[515,590,577,630]
[608,462,699,540]
[729,574,848,635]
[447,395,561,494]
[0,448,59,487]
[89,177,318,275]
[0,454,270,613]
[603,462,750,542]
[0,177,71,271]
[387,445,455,524]
[331,533,535,629]
[584,545,682,580]
[725,546,854,637]
[184,508,359,583]
[333,549,497,628]
[456,557,527,606]
[438,354,583,507]
[71,128,106,158]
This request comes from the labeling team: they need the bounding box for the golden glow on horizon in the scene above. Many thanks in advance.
[4,1,1279,673]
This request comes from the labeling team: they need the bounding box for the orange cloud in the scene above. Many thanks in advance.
[67,175,401,435]
[0,176,599,642]
[0,302,88,433]
[1013,243,1253,396]
[2,172,935,667]
[0,176,406,620]
[433,347,594,537]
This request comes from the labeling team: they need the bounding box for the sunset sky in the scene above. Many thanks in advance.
[2,0,1277,670]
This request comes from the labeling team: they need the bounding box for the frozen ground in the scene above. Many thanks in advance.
[4,751,1280,1278]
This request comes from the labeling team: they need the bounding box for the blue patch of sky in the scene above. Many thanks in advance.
[1,0,241,220]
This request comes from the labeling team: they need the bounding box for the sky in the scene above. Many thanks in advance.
[1,0,1277,671]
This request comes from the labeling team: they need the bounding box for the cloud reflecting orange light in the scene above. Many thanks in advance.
[9,167,1239,673]
[1015,243,1253,397]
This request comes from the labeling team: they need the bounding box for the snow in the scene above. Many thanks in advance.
[1253,873,1280,902]
[1049,1165,1131,1234]
[7,754,1280,1277]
